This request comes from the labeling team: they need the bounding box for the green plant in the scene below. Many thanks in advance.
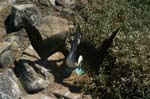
[75,0,150,98]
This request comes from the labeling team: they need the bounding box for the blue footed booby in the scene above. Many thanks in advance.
[21,16,119,75]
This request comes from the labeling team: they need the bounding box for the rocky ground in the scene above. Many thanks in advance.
[0,0,91,99]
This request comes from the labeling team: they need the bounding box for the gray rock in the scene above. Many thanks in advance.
[16,60,49,93]
[21,93,56,99]
[4,33,27,49]
[60,8,75,21]
[0,28,7,41]
[0,0,15,11]
[15,60,50,93]
[1,33,29,65]
[23,45,40,59]
[0,41,24,68]
[15,46,54,93]
[48,51,65,67]
[39,0,56,6]
[44,83,82,99]
[0,41,22,68]
[0,69,21,99]
[38,15,73,40]
[9,35,22,49]
[22,46,54,80]
[0,51,13,68]
[15,0,33,3]
[56,0,76,7]
[8,0,16,4]
[0,42,11,55]
[5,4,41,33]
[0,46,12,68]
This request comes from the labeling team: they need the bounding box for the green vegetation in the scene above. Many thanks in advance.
[75,0,150,98]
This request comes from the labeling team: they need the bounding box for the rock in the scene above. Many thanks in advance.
[12,35,25,51]
[8,0,16,4]
[22,45,40,60]
[14,46,54,93]
[1,33,29,64]
[0,28,7,41]
[0,41,24,68]
[43,83,82,99]
[15,0,33,3]
[60,8,75,21]
[0,42,11,55]
[39,0,56,6]
[0,51,13,68]
[38,15,73,40]
[0,40,22,68]
[56,0,76,7]
[15,60,50,93]
[63,71,90,85]
[7,35,23,51]
[22,93,56,99]
[5,4,41,33]
[48,51,65,67]
[9,35,21,46]
[0,0,15,11]
[0,69,21,99]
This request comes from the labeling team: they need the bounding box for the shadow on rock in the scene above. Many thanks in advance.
[14,57,82,94]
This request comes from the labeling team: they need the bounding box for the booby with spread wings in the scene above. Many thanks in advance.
[21,16,119,74]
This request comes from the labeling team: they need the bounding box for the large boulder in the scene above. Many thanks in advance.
[0,51,12,68]
[14,46,54,93]
[60,8,75,21]
[15,59,52,93]
[15,0,33,3]
[0,32,29,68]
[0,69,21,99]
[38,15,73,40]
[0,0,15,12]
[5,4,41,33]
[0,42,13,68]
[0,28,8,41]
[48,51,65,67]
[0,42,11,55]
[0,38,25,68]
